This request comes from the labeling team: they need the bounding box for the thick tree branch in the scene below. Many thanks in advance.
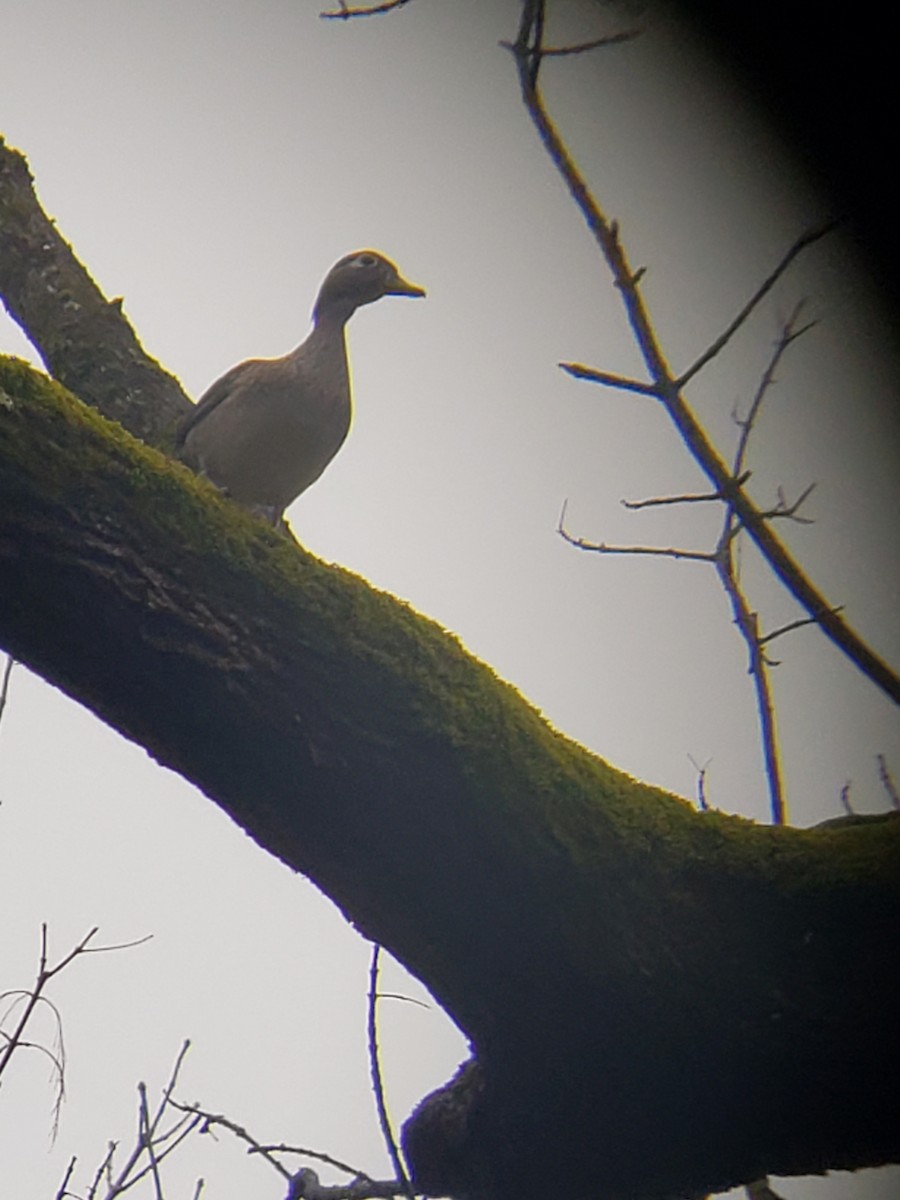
[0,138,190,444]
[1,357,898,1200]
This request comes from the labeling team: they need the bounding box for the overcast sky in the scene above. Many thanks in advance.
[1,2,898,1198]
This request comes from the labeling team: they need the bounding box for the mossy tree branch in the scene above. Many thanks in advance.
[0,137,190,445]
[1,356,898,1200]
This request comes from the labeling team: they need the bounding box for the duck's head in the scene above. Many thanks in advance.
[313,250,425,324]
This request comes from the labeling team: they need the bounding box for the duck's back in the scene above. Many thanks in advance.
[179,325,351,513]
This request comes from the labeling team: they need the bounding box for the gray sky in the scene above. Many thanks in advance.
[1,1,898,1197]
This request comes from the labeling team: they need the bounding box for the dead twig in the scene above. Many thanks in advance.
[368,946,415,1200]
[688,754,712,811]
[168,1099,292,1183]
[0,924,152,1137]
[877,754,899,809]
[622,478,750,509]
[320,0,412,19]
[0,653,14,732]
[102,1040,197,1198]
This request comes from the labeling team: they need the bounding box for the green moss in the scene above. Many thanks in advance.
[3,352,898,917]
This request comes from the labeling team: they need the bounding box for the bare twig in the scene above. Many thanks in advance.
[0,926,148,1092]
[138,1083,165,1200]
[320,0,412,18]
[559,361,659,396]
[255,1144,366,1177]
[507,1,900,706]
[621,481,749,510]
[102,1040,197,1197]
[169,1100,292,1182]
[688,754,711,811]
[840,781,854,815]
[368,946,415,1200]
[0,653,14,731]
[87,1142,117,1200]
[877,754,899,809]
[54,1155,78,1200]
[759,607,844,647]
[677,240,833,390]
[534,30,640,58]
[732,302,811,475]
[714,564,786,824]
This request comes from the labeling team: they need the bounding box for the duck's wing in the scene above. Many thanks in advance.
[175,359,265,451]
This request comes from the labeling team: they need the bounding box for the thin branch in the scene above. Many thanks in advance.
[255,1145,366,1177]
[0,653,14,731]
[877,754,899,810]
[561,536,714,562]
[677,235,835,390]
[621,481,749,510]
[55,1155,78,1200]
[87,1143,117,1200]
[732,301,812,476]
[103,1041,194,1198]
[320,0,412,18]
[368,946,415,1200]
[535,30,640,58]
[759,607,844,647]
[559,361,659,396]
[507,3,900,706]
[715,558,786,824]
[688,755,711,811]
[168,1100,293,1182]
[138,1084,165,1200]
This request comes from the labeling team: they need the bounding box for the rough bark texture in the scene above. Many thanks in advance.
[0,138,190,445]
[1,356,898,1200]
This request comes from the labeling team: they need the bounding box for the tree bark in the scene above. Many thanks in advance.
[1,355,898,1200]
[0,137,189,445]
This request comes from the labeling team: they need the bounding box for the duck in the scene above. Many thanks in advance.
[176,250,425,523]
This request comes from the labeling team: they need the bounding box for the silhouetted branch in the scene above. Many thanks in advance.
[505,2,899,707]
[536,29,640,58]
[0,923,149,1131]
[368,946,415,1200]
[677,236,834,390]
[878,753,899,809]
[688,754,712,811]
[0,653,13,730]
[760,608,844,647]
[103,1041,197,1198]
[54,1155,78,1200]
[732,302,812,473]
[252,1144,365,1178]
[169,1099,293,1183]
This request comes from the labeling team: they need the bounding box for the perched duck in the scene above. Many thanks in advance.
[176,250,425,522]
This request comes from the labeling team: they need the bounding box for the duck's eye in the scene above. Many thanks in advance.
[354,253,378,268]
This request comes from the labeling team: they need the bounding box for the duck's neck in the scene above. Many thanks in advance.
[312,297,357,329]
